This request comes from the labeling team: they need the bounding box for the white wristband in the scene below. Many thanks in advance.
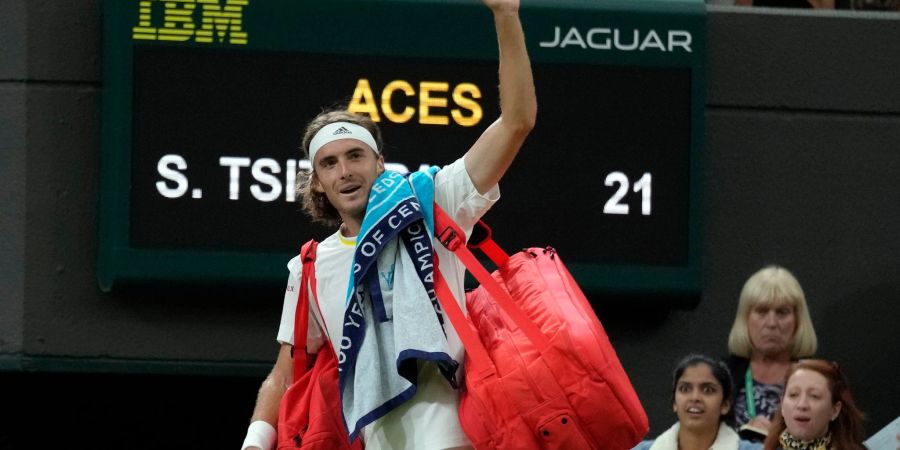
[241,420,276,450]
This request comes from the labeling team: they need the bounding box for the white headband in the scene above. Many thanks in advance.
[307,121,379,164]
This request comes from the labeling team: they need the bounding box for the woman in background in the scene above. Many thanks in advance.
[763,359,865,450]
[634,354,760,450]
[727,266,818,439]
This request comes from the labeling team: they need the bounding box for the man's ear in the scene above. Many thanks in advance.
[376,154,385,174]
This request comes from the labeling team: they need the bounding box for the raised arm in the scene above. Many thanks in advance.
[463,0,537,194]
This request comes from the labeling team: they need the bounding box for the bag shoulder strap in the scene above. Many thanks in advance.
[292,239,318,377]
[431,204,550,359]
[432,261,493,376]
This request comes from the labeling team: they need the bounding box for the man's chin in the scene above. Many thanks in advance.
[340,204,367,221]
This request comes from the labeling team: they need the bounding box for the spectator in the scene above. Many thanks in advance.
[633,354,761,450]
[763,359,865,450]
[726,266,818,440]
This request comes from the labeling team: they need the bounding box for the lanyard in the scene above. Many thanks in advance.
[745,367,757,418]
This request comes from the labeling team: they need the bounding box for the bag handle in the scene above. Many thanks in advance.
[291,239,318,377]
[463,218,509,268]
[432,204,550,363]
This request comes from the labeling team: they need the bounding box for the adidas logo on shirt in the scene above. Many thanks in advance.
[333,126,352,135]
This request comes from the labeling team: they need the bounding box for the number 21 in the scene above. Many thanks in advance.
[603,172,652,215]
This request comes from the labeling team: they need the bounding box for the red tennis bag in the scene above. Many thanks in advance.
[277,241,363,450]
[433,206,648,450]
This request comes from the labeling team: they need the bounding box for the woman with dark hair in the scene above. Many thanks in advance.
[634,354,760,450]
[763,360,865,450]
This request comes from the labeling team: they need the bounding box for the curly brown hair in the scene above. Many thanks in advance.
[295,108,384,226]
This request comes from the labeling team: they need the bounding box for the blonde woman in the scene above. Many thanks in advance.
[726,266,818,440]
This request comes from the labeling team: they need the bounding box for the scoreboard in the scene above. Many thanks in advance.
[99,0,707,294]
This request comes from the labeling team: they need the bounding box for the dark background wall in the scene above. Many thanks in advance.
[1,2,897,448]
[616,5,900,439]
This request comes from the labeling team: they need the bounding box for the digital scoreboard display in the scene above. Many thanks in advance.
[100,0,707,294]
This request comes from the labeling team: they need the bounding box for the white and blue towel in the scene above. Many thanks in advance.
[337,168,458,441]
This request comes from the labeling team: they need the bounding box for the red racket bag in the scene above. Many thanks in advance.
[433,205,648,450]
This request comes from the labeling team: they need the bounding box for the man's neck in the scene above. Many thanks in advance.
[340,221,361,238]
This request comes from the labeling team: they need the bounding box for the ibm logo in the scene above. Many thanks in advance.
[132,0,250,45]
